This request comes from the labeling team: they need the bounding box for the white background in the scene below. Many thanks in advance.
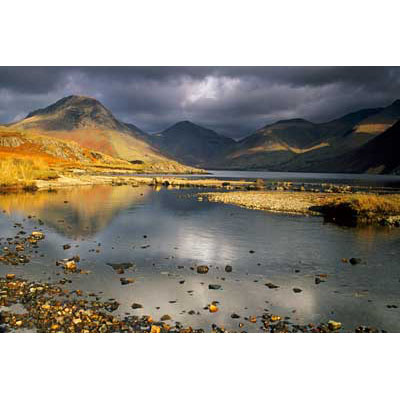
[1,1,399,399]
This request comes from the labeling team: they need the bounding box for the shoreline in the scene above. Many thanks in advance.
[0,275,379,333]
[201,191,400,227]
[0,173,256,193]
[2,174,400,227]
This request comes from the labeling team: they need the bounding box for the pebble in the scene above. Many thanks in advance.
[196,265,209,274]
[265,282,279,289]
[328,320,342,331]
[120,278,135,285]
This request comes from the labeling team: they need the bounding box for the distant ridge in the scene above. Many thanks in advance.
[150,120,236,167]
[218,99,400,173]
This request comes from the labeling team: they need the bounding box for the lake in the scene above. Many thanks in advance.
[130,169,400,188]
[0,176,400,332]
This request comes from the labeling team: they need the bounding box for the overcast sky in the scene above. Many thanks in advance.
[0,66,399,138]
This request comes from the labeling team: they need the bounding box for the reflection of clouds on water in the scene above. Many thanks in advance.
[92,272,322,332]
[1,185,400,331]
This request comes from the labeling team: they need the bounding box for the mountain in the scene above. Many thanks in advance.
[150,121,236,167]
[351,99,400,135]
[222,118,327,169]
[311,120,400,174]
[8,95,198,172]
[220,100,400,172]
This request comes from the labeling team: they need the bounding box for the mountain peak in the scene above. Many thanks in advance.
[173,120,197,127]
[274,118,312,125]
[391,99,400,107]
[26,95,105,119]
[21,95,128,132]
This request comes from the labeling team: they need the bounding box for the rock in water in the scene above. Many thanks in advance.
[349,258,362,265]
[208,304,219,313]
[107,262,135,272]
[196,265,209,274]
[65,261,77,271]
[208,284,221,290]
[31,231,45,240]
[265,282,279,289]
[225,265,233,272]
[120,278,135,285]
[328,320,342,331]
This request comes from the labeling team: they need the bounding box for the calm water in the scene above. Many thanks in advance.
[1,184,400,332]
[131,170,400,189]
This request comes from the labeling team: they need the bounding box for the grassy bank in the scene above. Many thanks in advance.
[0,158,59,190]
[317,194,400,225]
[201,191,400,226]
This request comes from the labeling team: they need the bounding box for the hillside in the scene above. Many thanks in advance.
[222,118,328,169]
[150,121,236,167]
[7,95,199,173]
[220,100,400,172]
[0,127,130,167]
[308,120,400,174]
[0,126,141,188]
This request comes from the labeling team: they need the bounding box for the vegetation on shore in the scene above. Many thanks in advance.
[317,194,400,225]
[0,158,59,190]
[201,191,400,226]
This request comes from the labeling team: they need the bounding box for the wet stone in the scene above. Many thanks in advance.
[107,262,135,272]
[120,278,135,285]
[265,282,279,289]
[196,265,209,274]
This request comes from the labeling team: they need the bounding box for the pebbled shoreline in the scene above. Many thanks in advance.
[200,191,400,226]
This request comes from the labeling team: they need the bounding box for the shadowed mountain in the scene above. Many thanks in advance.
[221,100,400,173]
[222,118,327,169]
[149,121,236,167]
[7,96,199,172]
[307,120,400,174]
[350,99,400,135]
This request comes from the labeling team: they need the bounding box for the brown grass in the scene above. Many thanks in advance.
[0,158,59,187]
[324,194,400,216]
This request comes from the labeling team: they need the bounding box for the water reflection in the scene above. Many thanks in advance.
[0,184,399,331]
[0,185,151,239]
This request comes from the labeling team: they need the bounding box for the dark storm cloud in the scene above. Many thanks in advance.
[1,66,400,138]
